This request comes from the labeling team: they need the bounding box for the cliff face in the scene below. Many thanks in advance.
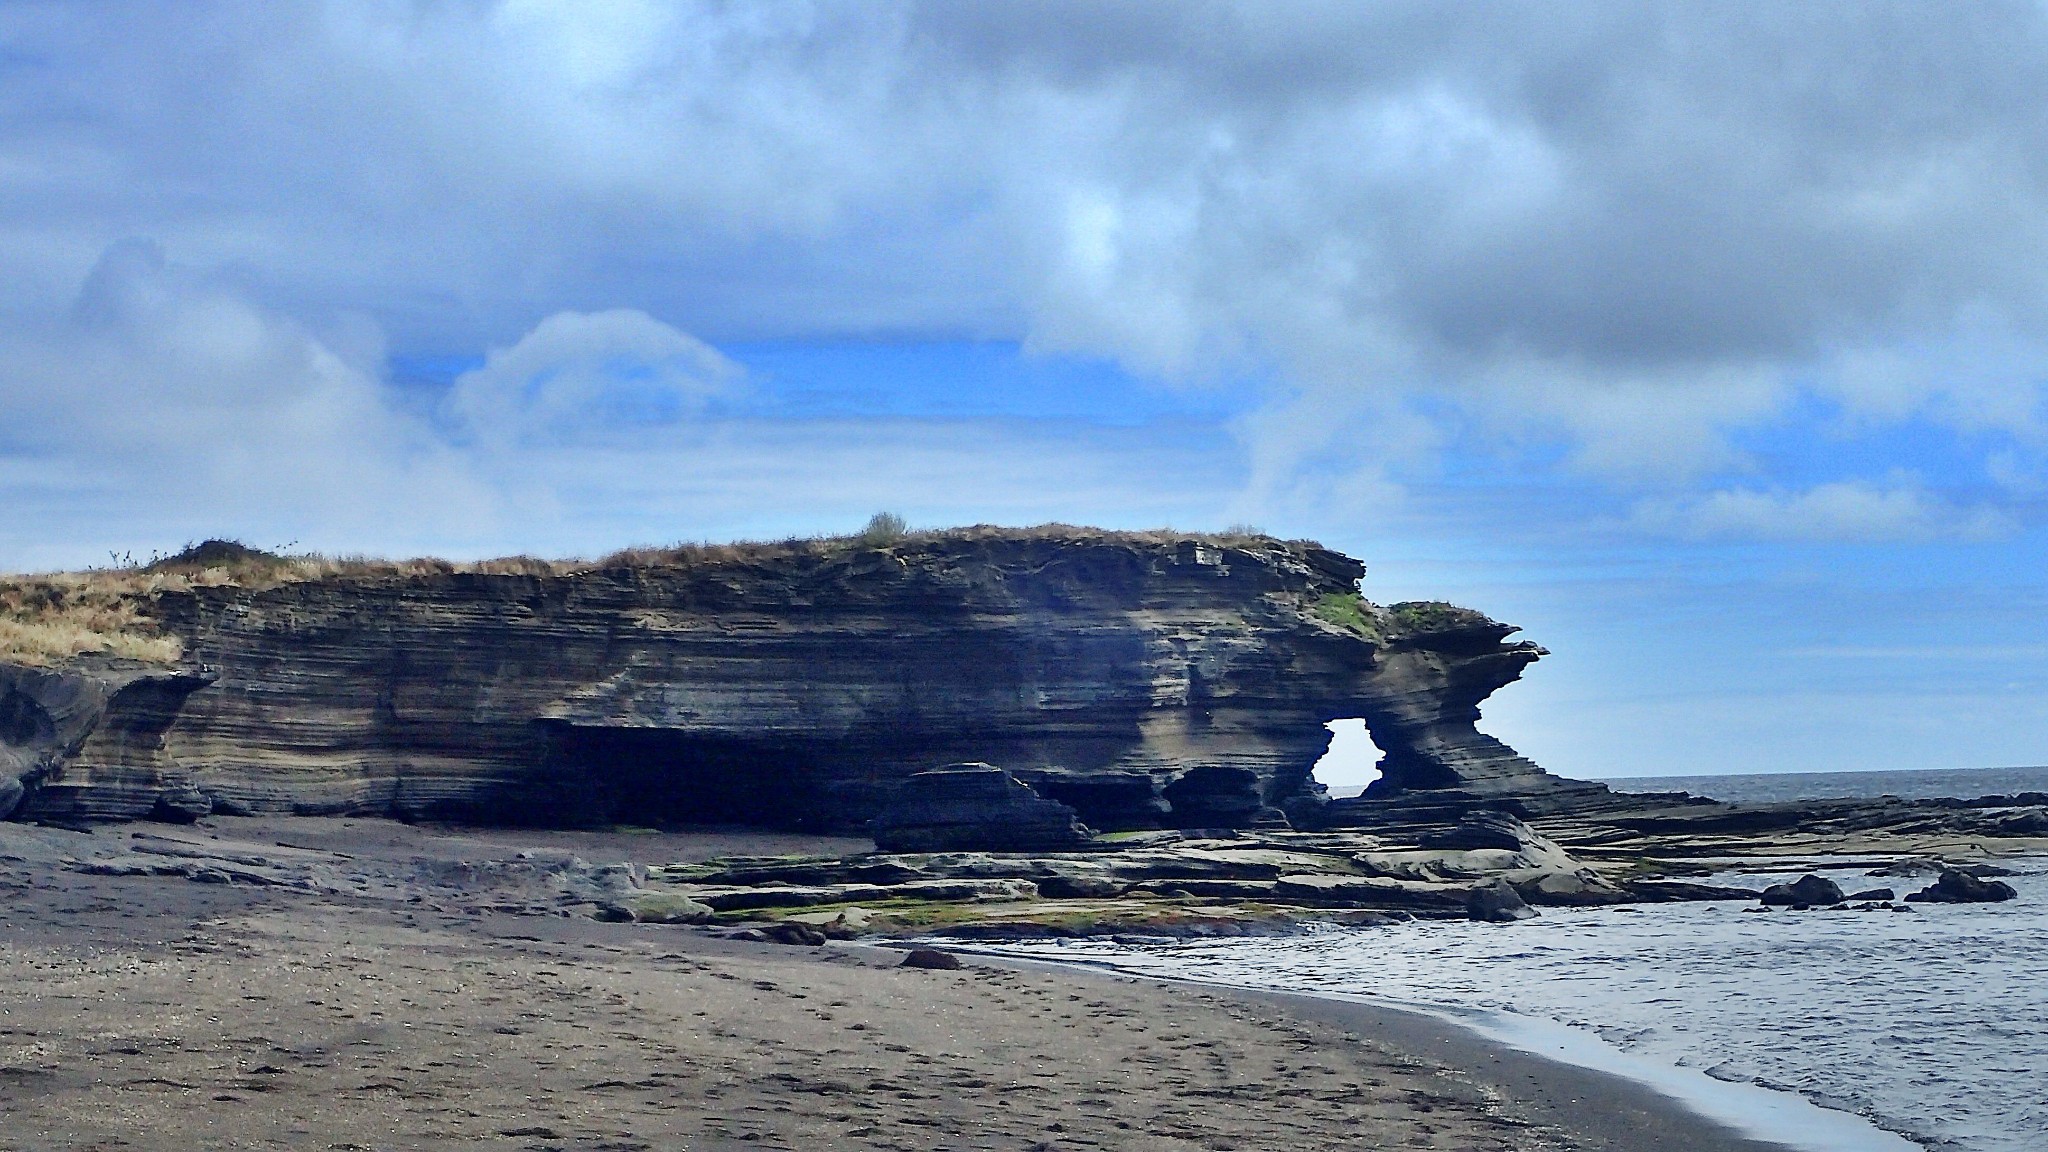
[1,530,1584,832]
[0,661,212,822]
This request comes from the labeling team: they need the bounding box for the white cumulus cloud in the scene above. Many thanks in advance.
[448,309,741,447]
[1638,481,2014,544]
[0,239,491,564]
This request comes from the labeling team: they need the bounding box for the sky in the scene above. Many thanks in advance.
[5,2,2048,782]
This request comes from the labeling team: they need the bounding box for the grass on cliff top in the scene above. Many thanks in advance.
[0,524,1333,668]
[0,542,575,666]
[592,520,1313,571]
[0,572,184,666]
[1383,600,1485,632]
[1310,591,1380,638]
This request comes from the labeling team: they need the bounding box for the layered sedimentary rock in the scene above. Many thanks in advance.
[0,660,212,822]
[870,764,1090,852]
[3,528,1593,832]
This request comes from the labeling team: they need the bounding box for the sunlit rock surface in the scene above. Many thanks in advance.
[2,528,1590,831]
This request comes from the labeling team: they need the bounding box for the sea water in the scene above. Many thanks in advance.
[1601,764,2048,805]
[991,767,2048,1152]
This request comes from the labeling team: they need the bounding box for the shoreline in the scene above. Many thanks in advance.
[957,946,1917,1152]
[0,828,1836,1152]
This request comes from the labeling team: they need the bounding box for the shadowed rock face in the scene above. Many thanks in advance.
[870,763,1089,852]
[0,662,212,822]
[2,530,1590,832]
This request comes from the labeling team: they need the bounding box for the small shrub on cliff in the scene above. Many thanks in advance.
[145,539,280,573]
[857,511,909,545]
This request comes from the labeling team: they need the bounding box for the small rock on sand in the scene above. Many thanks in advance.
[761,920,828,946]
[900,948,963,970]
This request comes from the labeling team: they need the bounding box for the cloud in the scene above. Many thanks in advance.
[0,239,493,564]
[448,309,741,447]
[5,8,2042,351]
[1636,480,2014,543]
[0,241,1243,570]
[3,4,2048,527]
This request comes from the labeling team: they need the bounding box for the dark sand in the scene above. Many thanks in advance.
[0,818,1790,1151]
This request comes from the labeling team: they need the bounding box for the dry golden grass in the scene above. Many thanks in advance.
[0,571,186,666]
[0,550,600,667]
[591,522,1311,571]
[1,525,1323,668]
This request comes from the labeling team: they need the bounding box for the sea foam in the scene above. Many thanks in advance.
[986,767,2048,1152]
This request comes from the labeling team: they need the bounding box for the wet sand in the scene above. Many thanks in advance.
[0,819,1788,1152]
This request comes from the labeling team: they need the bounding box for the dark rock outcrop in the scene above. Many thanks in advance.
[870,764,1089,853]
[7,529,1593,832]
[1760,874,1847,907]
[0,661,213,822]
[759,920,828,946]
[1905,868,2018,904]
[1621,879,1763,902]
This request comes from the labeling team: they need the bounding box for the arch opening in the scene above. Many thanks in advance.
[1312,718,1383,798]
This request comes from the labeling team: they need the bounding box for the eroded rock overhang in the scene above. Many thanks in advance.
[2,529,1596,831]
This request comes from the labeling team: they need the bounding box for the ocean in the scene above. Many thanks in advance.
[985,766,2048,1152]
[1600,764,2048,805]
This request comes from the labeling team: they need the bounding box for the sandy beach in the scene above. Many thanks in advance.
[0,820,1789,1152]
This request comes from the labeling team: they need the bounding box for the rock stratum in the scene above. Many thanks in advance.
[1,528,1596,833]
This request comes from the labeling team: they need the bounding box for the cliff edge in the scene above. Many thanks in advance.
[0,527,1596,832]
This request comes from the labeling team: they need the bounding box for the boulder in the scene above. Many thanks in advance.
[1842,887,1896,903]
[559,861,647,903]
[1467,878,1536,922]
[784,906,872,938]
[149,784,213,823]
[760,920,828,946]
[611,892,715,924]
[1905,868,2018,904]
[871,764,1090,853]
[900,948,962,970]
[1759,874,1845,907]
[1417,810,1581,872]
[1423,810,1540,852]
[1512,870,1631,906]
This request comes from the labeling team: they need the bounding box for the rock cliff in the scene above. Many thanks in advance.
[1,528,1592,832]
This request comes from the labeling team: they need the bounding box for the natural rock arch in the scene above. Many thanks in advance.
[4,530,1606,830]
